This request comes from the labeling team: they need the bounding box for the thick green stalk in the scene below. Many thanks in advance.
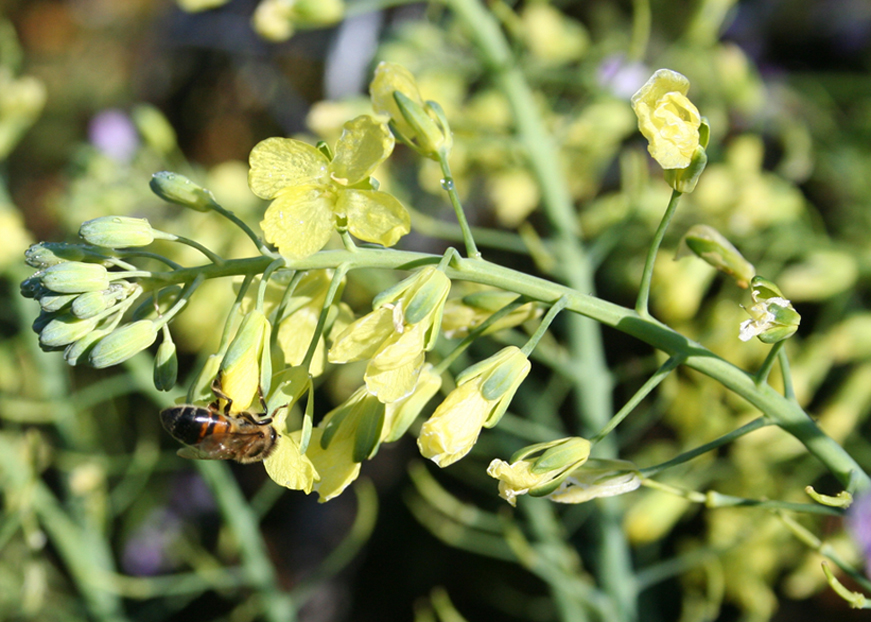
[438,0,634,616]
[151,248,871,492]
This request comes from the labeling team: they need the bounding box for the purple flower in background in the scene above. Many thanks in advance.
[598,55,649,100]
[88,109,139,163]
[847,492,871,577]
[121,508,182,576]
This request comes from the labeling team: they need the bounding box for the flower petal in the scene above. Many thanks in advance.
[340,189,410,247]
[261,186,334,259]
[264,430,320,493]
[307,422,362,502]
[248,137,329,199]
[328,306,394,363]
[417,383,493,467]
[329,116,394,185]
[366,350,425,404]
[277,306,325,375]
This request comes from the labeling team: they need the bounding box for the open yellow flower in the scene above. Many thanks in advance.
[631,69,701,170]
[329,267,451,403]
[250,115,410,259]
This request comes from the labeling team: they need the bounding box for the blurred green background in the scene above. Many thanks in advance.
[4,0,871,621]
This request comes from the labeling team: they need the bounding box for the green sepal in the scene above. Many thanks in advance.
[352,398,386,463]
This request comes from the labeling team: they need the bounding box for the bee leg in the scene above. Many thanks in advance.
[210,376,233,416]
[257,385,268,416]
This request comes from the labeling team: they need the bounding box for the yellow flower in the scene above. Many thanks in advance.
[369,62,452,159]
[418,346,530,467]
[251,0,344,42]
[250,115,410,260]
[441,288,542,339]
[382,363,443,442]
[329,267,451,403]
[308,387,385,501]
[219,309,271,412]
[631,69,701,170]
[487,437,592,506]
[264,429,320,494]
[273,270,342,377]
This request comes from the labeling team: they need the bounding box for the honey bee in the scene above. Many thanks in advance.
[160,378,278,464]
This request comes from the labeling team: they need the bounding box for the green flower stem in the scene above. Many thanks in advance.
[104,256,141,272]
[779,345,796,400]
[118,250,182,269]
[256,258,286,312]
[441,0,632,614]
[640,479,844,516]
[165,233,226,265]
[207,199,278,258]
[755,340,785,386]
[520,296,568,357]
[779,512,871,593]
[590,354,684,444]
[640,417,769,478]
[433,297,528,375]
[437,153,481,258]
[153,273,205,330]
[407,205,530,254]
[339,228,358,252]
[148,247,871,493]
[636,188,682,317]
[302,264,349,372]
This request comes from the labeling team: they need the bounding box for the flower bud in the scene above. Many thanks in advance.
[20,275,47,299]
[418,346,531,467]
[220,310,271,411]
[370,62,452,159]
[739,276,801,344]
[678,224,755,288]
[39,313,100,349]
[393,91,453,159]
[79,216,156,248]
[25,242,112,269]
[149,171,217,212]
[88,320,158,368]
[631,69,701,170]
[64,328,110,366]
[487,437,592,506]
[70,282,137,319]
[153,339,178,391]
[70,290,112,319]
[38,292,78,312]
[39,262,110,294]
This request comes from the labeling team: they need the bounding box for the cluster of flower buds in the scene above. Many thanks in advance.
[20,215,178,382]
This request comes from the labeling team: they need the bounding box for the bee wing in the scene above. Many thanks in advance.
[176,433,259,461]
